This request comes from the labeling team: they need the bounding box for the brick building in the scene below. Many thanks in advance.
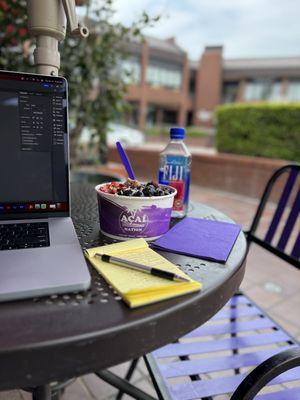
[122,37,300,129]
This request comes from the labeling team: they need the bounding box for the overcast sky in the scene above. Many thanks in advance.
[101,0,300,60]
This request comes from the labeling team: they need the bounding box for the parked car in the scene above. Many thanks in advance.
[78,123,145,147]
[107,123,145,147]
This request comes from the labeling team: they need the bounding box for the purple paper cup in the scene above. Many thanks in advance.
[95,183,177,241]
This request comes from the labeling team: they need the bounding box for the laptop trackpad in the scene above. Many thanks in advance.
[49,217,81,246]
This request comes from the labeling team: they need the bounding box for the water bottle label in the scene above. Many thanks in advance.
[158,155,190,212]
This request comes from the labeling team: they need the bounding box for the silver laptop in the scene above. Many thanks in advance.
[0,70,91,301]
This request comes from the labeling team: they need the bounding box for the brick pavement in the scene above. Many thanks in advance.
[2,185,299,400]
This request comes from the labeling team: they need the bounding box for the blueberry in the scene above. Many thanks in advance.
[133,190,143,197]
[123,189,133,196]
[149,187,157,196]
[142,187,150,196]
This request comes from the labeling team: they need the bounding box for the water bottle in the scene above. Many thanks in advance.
[158,127,191,218]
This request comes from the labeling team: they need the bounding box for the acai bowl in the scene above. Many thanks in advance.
[95,179,177,240]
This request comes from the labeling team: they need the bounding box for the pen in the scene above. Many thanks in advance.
[94,253,190,283]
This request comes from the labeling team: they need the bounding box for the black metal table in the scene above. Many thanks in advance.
[0,183,247,393]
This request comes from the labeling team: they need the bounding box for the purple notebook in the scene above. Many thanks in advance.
[151,217,241,263]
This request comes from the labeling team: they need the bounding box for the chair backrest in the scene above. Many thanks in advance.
[247,164,300,269]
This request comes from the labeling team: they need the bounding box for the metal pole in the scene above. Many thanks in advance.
[26,0,88,76]
[95,370,157,400]
[32,384,51,400]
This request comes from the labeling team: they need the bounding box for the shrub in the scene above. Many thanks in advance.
[144,127,168,136]
[144,126,209,137]
[186,126,210,137]
[216,103,300,161]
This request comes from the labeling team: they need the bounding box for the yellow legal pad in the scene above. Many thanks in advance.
[85,238,201,308]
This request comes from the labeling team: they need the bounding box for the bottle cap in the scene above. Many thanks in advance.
[170,127,185,140]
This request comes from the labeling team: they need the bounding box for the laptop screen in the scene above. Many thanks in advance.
[0,71,69,218]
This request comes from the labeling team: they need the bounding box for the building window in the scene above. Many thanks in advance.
[146,64,182,90]
[268,81,282,101]
[189,71,196,96]
[146,106,178,127]
[287,80,300,101]
[162,109,178,124]
[244,80,282,101]
[121,58,141,84]
[223,82,239,103]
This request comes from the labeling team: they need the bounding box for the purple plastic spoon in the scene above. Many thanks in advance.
[116,141,135,180]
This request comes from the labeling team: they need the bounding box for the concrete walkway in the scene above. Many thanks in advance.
[2,185,299,400]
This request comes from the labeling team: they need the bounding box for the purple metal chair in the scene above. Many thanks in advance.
[142,164,300,400]
[112,164,299,400]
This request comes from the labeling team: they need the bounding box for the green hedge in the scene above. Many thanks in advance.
[216,103,300,161]
[144,126,209,137]
[186,126,210,137]
[144,127,165,136]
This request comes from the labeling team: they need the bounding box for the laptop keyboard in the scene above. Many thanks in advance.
[0,222,50,251]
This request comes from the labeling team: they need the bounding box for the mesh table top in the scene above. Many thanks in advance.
[0,183,247,390]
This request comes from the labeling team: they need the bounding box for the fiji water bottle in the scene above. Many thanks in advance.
[158,127,191,218]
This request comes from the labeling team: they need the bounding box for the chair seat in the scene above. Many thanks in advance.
[146,293,300,400]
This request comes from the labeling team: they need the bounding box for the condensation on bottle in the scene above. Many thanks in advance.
[158,127,191,218]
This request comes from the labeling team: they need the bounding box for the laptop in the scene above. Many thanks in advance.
[0,70,91,301]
